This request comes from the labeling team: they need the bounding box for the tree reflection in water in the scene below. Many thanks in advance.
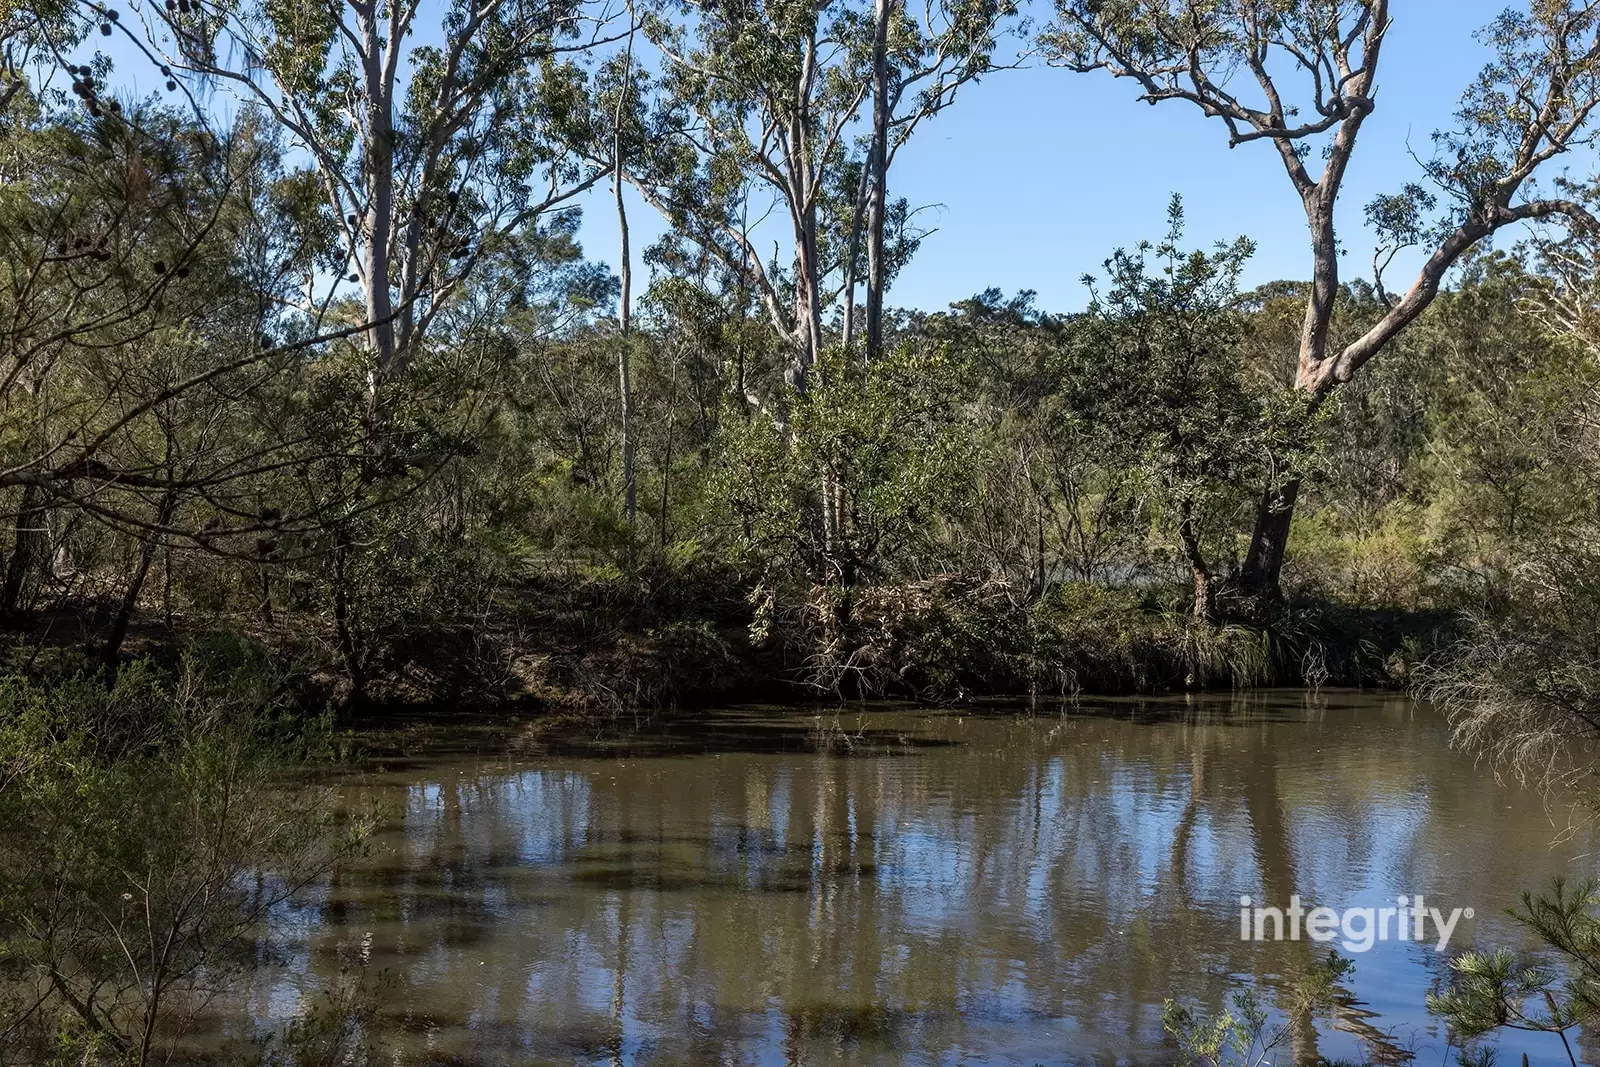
[222,693,1600,1066]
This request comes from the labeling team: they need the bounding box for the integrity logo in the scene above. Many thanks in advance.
[1239,895,1474,953]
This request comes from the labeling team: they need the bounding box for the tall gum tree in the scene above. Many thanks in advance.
[624,0,875,402]
[843,0,1015,555]
[621,0,1014,406]
[130,0,629,691]
[614,0,1011,559]
[138,0,627,399]
[854,0,1019,359]
[1043,0,1600,602]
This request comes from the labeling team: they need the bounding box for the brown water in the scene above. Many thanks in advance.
[238,692,1600,1065]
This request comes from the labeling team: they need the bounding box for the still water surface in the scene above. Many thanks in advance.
[247,692,1600,1065]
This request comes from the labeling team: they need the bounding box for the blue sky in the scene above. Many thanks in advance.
[575,0,1563,315]
[84,0,1576,316]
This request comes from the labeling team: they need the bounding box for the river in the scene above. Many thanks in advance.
[234,691,1600,1065]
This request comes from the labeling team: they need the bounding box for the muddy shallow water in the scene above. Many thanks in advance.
[231,692,1600,1065]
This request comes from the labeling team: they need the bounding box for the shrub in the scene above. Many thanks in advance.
[0,644,368,1065]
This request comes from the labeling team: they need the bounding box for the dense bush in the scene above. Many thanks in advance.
[0,645,368,1065]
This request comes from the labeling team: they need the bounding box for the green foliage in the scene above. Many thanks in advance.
[715,343,977,589]
[0,648,367,1065]
[1162,952,1353,1067]
[12,0,1600,1060]
[1428,878,1600,1067]
[1066,197,1265,513]
[0,0,1593,718]
[1056,196,1302,619]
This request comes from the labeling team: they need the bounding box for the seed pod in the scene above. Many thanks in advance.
[175,266,189,278]
[166,79,176,91]
[153,260,167,274]
[100,22,111,35]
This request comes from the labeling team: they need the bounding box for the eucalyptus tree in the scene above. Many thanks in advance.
[137,0,627,400]
[620,0,1011,404]
[854,0,1018,358]
[1044,0,1600,603]
[620,0,873,402]
[119,0,630,689]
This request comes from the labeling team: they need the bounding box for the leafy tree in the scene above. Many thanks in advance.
[1044,0,1600,602]
[852,0,1018,358]
[1061,198,1281,620]
[622,0,1013,403]
[715,341,976,687]
[144,0,622,393]
[623,0,877,400]
[0,92,398,647]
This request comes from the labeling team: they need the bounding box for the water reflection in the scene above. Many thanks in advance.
[239,693,1600,1065]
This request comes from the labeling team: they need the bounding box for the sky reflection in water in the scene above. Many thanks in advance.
[232,693,1600,1066]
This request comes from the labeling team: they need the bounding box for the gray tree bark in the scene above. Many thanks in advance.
[865,0,891,360]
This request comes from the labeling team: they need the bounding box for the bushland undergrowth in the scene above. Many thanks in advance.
[0,643,371,1066]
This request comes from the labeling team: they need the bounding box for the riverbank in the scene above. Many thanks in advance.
[1,576,1460,726]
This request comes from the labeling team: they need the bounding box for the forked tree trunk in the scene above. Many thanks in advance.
[1234,191,1338,606]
